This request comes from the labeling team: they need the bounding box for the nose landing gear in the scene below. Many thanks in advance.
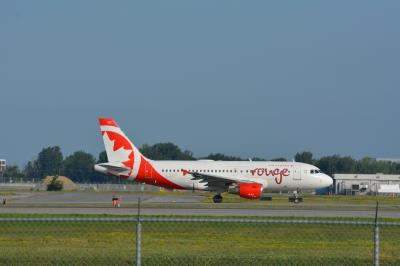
[289,189,303,203]
[213,194,223,203]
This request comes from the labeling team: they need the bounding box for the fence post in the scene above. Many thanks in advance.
[374,201,379,266]
[136,197,141,266]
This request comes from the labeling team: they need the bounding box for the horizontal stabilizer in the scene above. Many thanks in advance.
[94,162,130,174]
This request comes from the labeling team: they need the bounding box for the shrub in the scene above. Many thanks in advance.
[47,176,63,191]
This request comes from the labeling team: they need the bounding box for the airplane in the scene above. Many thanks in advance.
[94,118,333,203]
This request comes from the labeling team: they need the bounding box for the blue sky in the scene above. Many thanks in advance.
[1,1,399,165]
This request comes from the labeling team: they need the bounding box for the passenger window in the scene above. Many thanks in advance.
[311,170,314,174]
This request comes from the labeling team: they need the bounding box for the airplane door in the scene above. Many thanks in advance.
[144,163,153,184]
[293,166,302,180]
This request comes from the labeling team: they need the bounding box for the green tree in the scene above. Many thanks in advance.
[251,157,267,161]
[90,151,109,183]
[97,151,108,164]
[24,161,40,179]
[204,153,243,161]
[140,143,195,160]
[36,146,64,178]
[294,151,314,164]
[393,162,400,174]
[270,157,287,162]
[63,151,96,182]
[355,157,378,174]
[335,156,356,173]
[3,165,24,178]
[311,155,400,175]
[316,155,340,175]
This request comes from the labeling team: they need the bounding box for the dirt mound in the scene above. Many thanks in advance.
[41,176,79,191]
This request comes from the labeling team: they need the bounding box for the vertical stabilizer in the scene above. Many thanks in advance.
[97,118,144,178]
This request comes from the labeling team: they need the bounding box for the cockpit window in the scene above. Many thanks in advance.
[311,169,322,174]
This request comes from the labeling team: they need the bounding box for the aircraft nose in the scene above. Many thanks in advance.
[322,174,333,187]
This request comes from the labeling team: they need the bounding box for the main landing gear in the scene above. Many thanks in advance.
[289,189,303,204]
[213,194,223,203]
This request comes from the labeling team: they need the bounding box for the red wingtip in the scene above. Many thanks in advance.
[99,118,119,127]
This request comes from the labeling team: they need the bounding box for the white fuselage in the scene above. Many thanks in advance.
[139,160,332,192]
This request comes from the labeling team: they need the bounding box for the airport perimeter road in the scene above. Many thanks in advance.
[1,206,399,218]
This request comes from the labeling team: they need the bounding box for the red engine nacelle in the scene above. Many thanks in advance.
[238,183,263,199]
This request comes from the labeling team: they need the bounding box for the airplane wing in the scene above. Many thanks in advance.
[183,169,255,191]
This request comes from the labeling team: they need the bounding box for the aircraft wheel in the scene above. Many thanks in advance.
[213,194,223,203]
[289,196,303,203]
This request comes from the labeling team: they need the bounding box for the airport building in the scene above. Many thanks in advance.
[0,159,6,174]
[334,173,400,195]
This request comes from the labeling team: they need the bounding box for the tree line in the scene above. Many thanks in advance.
[294,151,400,176]
[2,144,400,183]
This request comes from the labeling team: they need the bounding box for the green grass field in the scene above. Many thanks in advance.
[0,214,399,265]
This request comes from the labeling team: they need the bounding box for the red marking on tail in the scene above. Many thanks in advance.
[104,131,134,174]
[106,131,133,152]
[99,118,119,127]
[122,151,134,170]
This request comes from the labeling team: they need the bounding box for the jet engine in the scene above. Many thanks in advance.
[229,183,263,199]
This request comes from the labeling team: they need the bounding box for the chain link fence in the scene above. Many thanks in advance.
[0,216,399,265]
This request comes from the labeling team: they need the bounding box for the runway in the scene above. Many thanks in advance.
[1,191,399,218]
